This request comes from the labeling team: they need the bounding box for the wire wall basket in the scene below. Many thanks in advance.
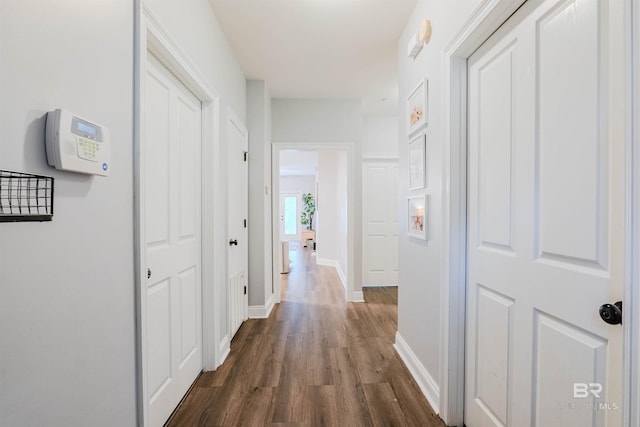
[0,170,54,222]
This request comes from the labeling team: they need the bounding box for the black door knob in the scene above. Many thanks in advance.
[229,239,238,246]
[599,301,622,325]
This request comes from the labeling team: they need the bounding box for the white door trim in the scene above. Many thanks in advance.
[135,3,222,425]
[271,142,359,302]
[627,2,640,426]
[440,0,638,425]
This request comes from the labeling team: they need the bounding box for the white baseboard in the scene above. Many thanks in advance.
[316,258,338,268]
[351,290,364,302]
[362,283,399,288]
[394,332,440,415]
[248,293,276,319]
[217,334,230,368]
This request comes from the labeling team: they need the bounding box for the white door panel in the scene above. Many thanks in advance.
[465,0,624,425]
[227,114,248,338]
[144,53,202,427]
[363,161,399,285]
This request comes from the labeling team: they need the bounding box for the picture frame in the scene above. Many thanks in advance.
[406,78,428,135]
[408,195,428,240]
[408,133,426,190]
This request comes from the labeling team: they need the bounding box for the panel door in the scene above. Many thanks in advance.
[227,115,248,338]
[279,193,301,242]
[363,160,399,285]
[465,0,625,425]
[144,53,202,427]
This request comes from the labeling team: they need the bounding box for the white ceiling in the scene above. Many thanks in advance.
[208,0,418,115]
[280,150,318,176]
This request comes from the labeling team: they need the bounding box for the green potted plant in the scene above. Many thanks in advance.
[300,192,316,230]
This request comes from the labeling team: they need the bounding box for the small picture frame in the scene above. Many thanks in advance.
[406,79,428,135]
[409,133,426,190]
[408,195,428,240]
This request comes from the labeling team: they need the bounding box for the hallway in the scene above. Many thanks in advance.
[166,247,443,426]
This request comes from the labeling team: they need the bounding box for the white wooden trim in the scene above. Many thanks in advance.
[440,0,638,425]
[351,291,364,302]
[361,155,399,161]
[316,258,339,268]
[625,1,640,425]
[218,334,230,367]
[394,332,440,414]
[271,142,358,302]
[248,293,276,319]
[135,3,222,425]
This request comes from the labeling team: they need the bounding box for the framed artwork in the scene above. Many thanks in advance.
[409,133,426,190]
[406,78,428,135]
[408,195,428,240]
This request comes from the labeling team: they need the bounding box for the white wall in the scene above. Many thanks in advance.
[316,151,340,262]
[272,99,363,295]
[395,0,484,414]
[0,1,136,425]
[143,0,247,360]
[336,151,349,282]
[272,99,362,144]
[315,151,348,288]
[0,0,248,424]
[280,175,316,196]
[363,115,399,158]
[246,80,272,309]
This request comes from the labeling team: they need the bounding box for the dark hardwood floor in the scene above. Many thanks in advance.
[166,247,444,426]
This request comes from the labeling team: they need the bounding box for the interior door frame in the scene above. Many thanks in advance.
[440,0,638,425]
[271,142,360,303]
[134,4,222,425]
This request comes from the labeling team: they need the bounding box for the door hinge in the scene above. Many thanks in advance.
[244,286,247,295]
[243,218,247,228]
[243,151,248,162]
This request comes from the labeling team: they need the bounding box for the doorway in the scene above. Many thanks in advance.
[272,144,357,302]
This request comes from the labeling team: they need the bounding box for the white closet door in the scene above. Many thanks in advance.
[363,160,399,285]
[465,0,625,425]
[144,53,202,427]
[227,113,249,339]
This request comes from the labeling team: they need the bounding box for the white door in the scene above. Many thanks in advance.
[362,160,399,285]
[227,114,248,338]
[279,193,301,242]
[465,0,625,425]
[144,53,202,427]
